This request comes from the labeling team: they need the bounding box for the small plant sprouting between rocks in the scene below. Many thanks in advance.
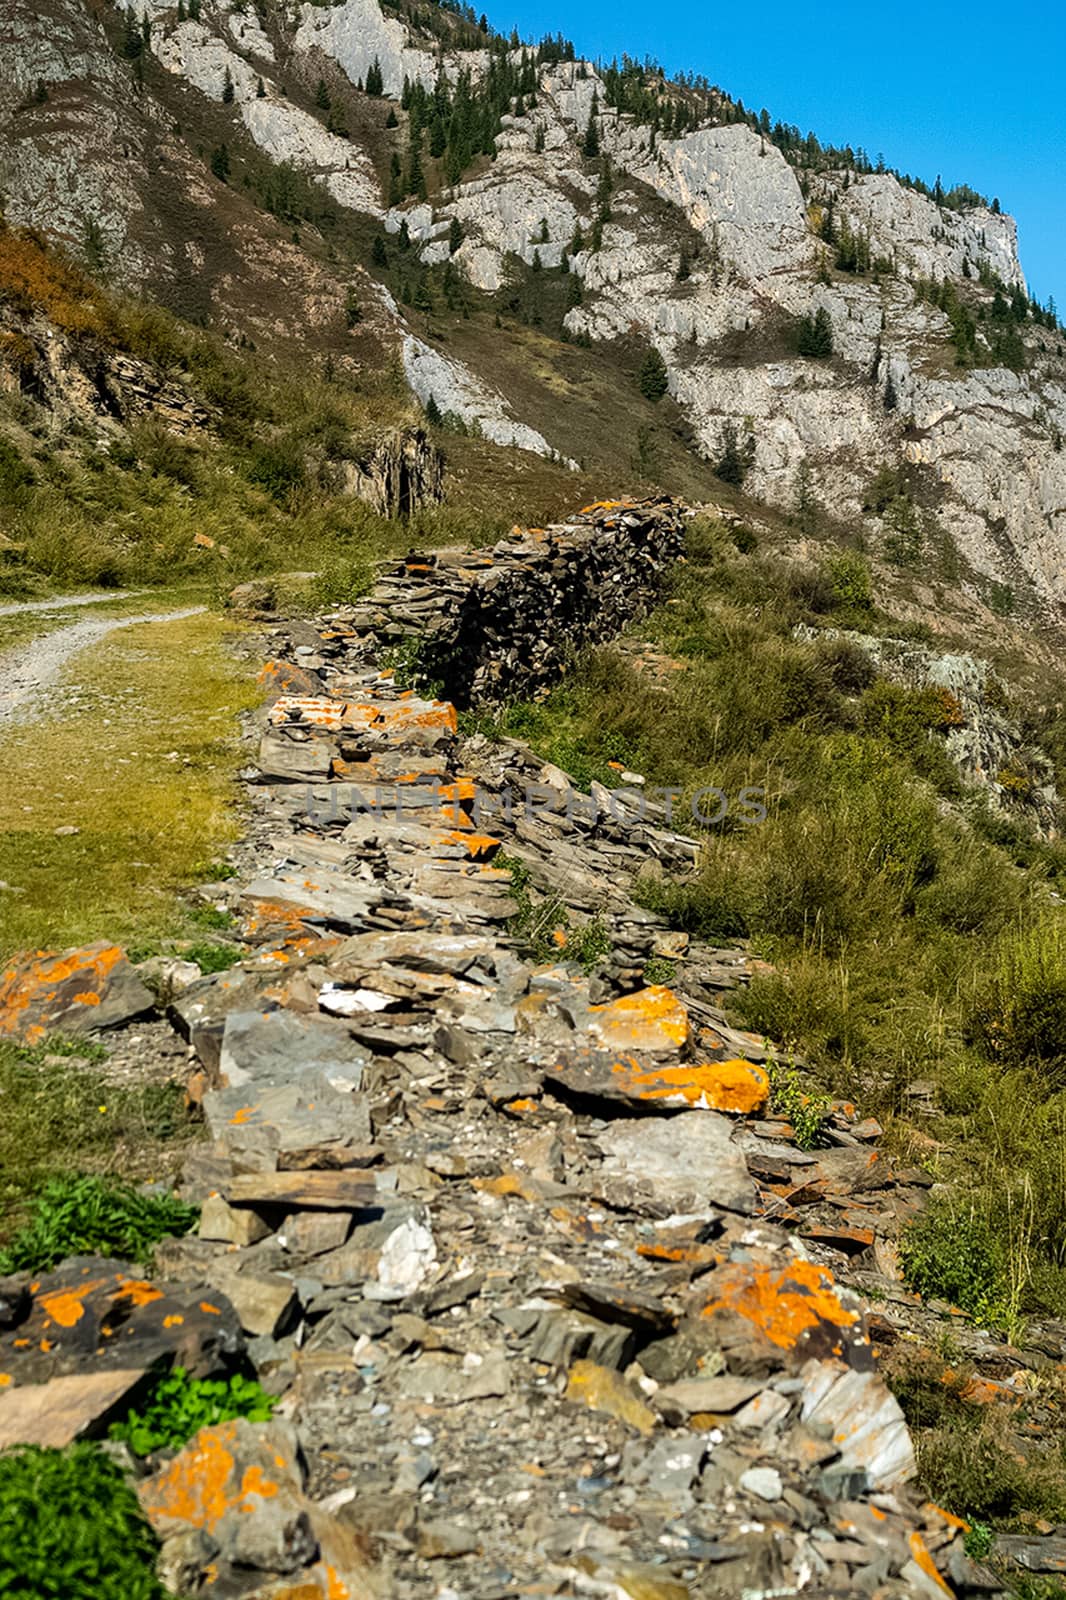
[110,1367,277,1457]
[767,1051,831,1150]
[642,955,678,986]
[0,1441,168,1600]
[497,853,611,972]
[0,1175,198,1275]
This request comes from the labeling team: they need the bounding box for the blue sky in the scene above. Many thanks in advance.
[502,0,1065,308]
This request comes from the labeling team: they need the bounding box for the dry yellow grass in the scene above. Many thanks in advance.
[0,606,256,957]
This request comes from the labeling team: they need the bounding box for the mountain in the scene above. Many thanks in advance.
[2,0,1065,614]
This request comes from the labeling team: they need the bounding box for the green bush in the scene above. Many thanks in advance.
[899,1195,1008,1326]
[111,1367,276,1457]
[0,1175,197,1274]
[824,548,873,612]
[969,915,1066,1082]
[0,1442,167,1599]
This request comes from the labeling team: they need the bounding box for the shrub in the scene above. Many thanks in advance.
[0,1175,197,1274]
[0,1442,166,1599]
[824,549,873,612]
[969,915,1066,1081]
[899,1195,1008,1326]
[767,1053,830,1148]
[111,1367,276,1457]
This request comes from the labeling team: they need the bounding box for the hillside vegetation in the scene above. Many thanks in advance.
[500,515,1066,1334]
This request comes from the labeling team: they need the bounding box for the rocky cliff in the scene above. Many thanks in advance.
[2,0,1065,612]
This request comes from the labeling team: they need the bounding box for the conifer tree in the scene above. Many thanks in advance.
[256,77,265,98]
[448,216,463,253]
[365,57,384,96]
[406,132,425,199]
[637,347,668,402]
[314,78,330,111]
[222,66,235,104]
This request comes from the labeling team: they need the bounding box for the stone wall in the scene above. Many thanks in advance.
[345,495,686,707]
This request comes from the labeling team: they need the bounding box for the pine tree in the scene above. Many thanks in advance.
[715,423,755,486]
[797,306,834,357]
[371,234,388,267]
[222,67,235,104]
[405,132,425,199]
[388,152,403,207]
[425,393,442,424]
[315,78,331,111]
[210,143,230,182]
[582,105,599,158]
[637,347,668,402]
[385,107,398,128]
[531,248,542,272]
[569,223,584,254]
[120,12,142,59]
[676,247,690,282]
[365,57,384,97]
[256,76,265,98]
[188,0,200,19]
[177,0,185,18]
[448,216,463,253]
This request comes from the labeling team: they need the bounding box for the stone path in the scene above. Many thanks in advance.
[0,604,205,725]
[0,502,972,1598]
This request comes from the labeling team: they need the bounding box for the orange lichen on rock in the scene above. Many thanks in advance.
[907,1531,953,1594]
[601,1054,768,1113]
[431,829,500,860]
[588,986,690,1055]
[37,1281,108,1329]
[139,1423,280,1534]
[0,943,125,1039]
[268,696,352,732]
[699,1259,859,1350]
[257,660,321,699]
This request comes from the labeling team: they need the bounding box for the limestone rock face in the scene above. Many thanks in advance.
[401,334,575,463]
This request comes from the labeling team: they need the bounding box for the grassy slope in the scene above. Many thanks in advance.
[491,515,1066,1546]
[0,609,257,955]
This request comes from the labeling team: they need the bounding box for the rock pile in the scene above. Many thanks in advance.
[0,500,972,1597]
[345,496,686,706]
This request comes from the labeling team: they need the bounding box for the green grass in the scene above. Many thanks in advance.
[0,1174,197,1275]
[0,1040,196,1245]
[0,1443,167,1600]
[0,609,257,958]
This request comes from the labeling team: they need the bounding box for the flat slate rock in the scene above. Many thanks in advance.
[595,1111,756,1217]
[544,1048,769,1116]
[218,1008,369,1092]
[0,1367,149,1448]
[0,942,155,1041]
[0,1258,243,1384]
